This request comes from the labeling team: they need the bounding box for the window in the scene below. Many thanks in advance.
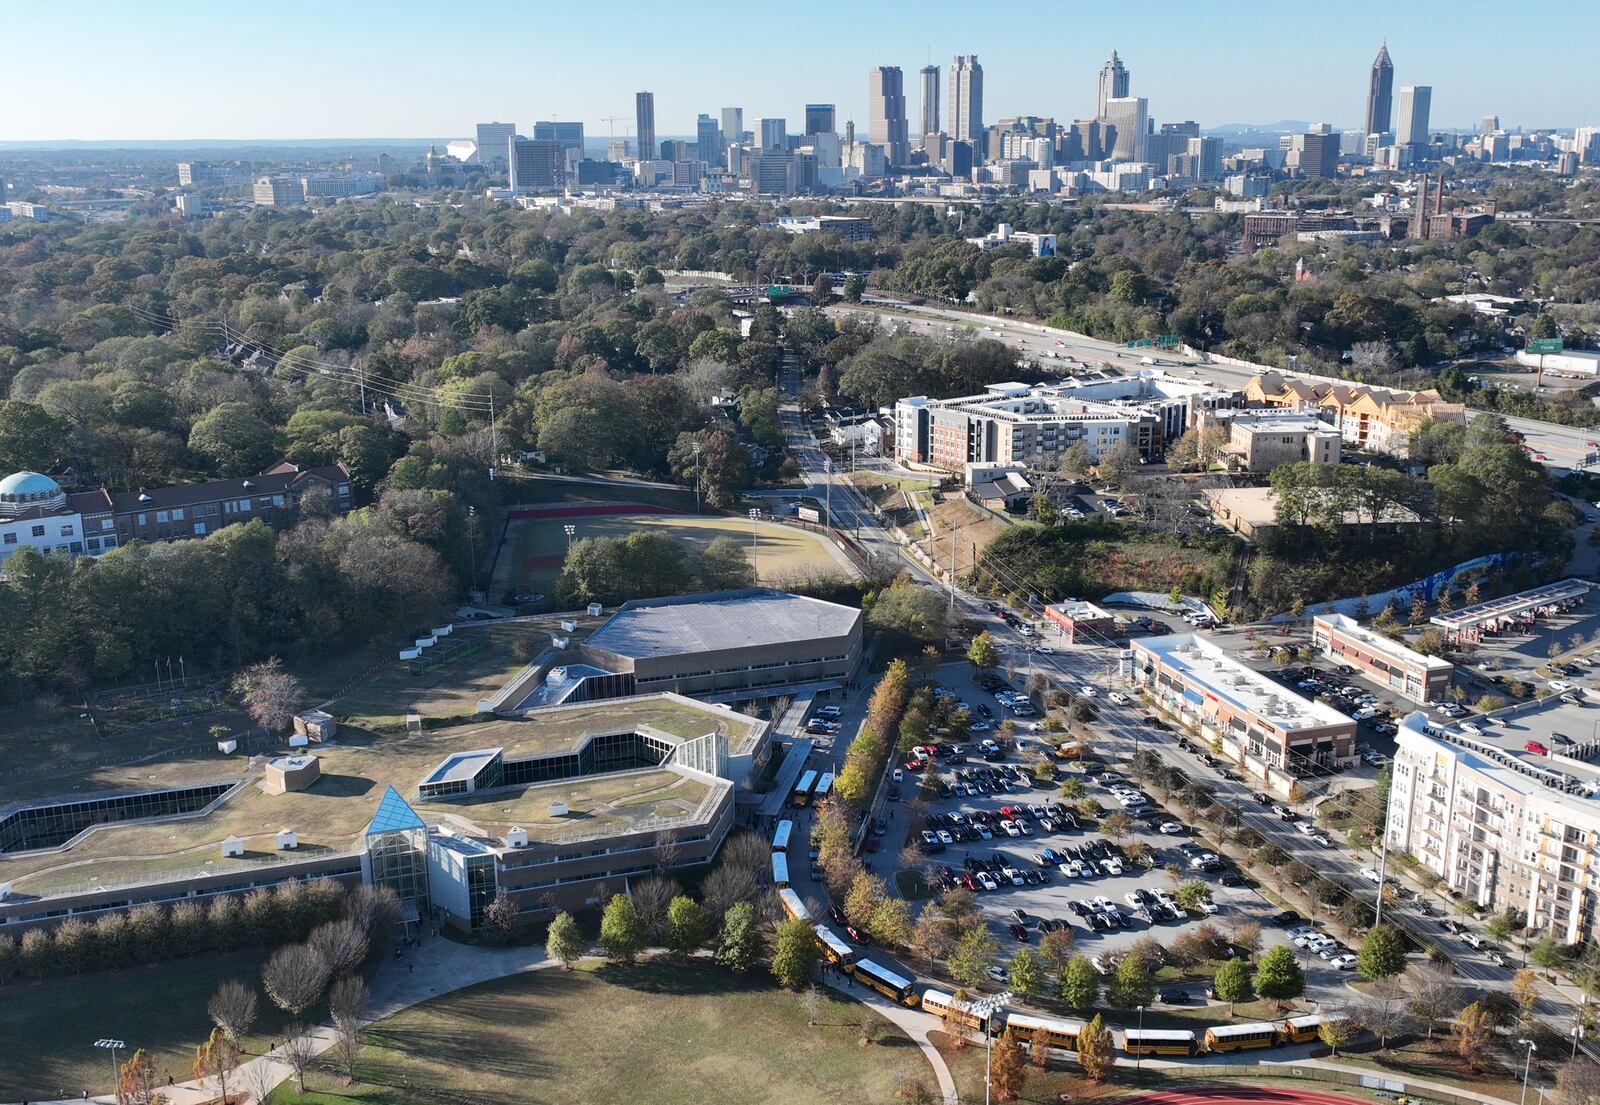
[155,510,169,523]
[193,522,207,535]
[171,508,184,521]
[87,538,100,551]
[271,494,285,507]
[2,533,15,545]
[136,512,147,526]
[60,524,74,536]
[31,525,44,537]
[100,518,113,530]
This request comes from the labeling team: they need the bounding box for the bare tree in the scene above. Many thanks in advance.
[702,855,764,925]
[280,1024,319,1094]
[328,975,368,1084]
[650,829,682,873]
[261,943,331,1015]
[238,1050,282,1105]
[802,982,823,1026]
[1553,1058,1600,1105]
[1355,991,1410,1049]
[308,918,369,979]
[207,977,260,1042]
[1405,966,1460,1040]
[232,658,304,734]
[629,874,680,942]
[343,884,402,936]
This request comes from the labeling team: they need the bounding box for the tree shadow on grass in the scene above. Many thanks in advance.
[590,958,771,997]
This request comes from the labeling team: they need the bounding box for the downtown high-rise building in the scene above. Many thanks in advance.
[804,104,836,136]
[475,121,517,170]
[696,114,720,163]
[867,65,909,166]
[532,121,585,161]
[720,107,744,147]
[759,117,787,149]
[948,55,983,144]
[509,137,564,191]
[1396,85,1432,147]
[1364,43,1394,138]
[1096,51,1130,120]
[1101,96,1147,162]
[635,91,657,161]
[919,64,940,137]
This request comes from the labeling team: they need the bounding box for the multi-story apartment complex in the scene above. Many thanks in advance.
[251,176,302,206]
[1197,408,1342,472]
[300,172,383,199]
[1311,614,1453,704]
[1242,371,1466,456]
[1132,632,1357,792]
[893,371,1240,471]
[1388,709,1600,943]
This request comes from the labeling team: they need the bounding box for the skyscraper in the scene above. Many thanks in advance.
[696,114,720,163]
[1101,97,1147,162]
[919,64,940,137]
[1396,85,1432,147]
[948,55,983,144]
[532,121,585,161]
[1364,44,1394,138]
[509,137,564,191]
[1096,51,1130,120]
[475,122,517,171]
[720,107,744,147]
[867,66,909,166]
[804,104,835,136]
[635,92,656,161]
[1298,129,1341,178]
[759,118,787,149]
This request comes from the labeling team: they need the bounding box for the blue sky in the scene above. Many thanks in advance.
[2,0,1593,141]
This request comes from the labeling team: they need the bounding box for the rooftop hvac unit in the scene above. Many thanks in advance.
[552,636,569,649]
[221,836,245,857]
[586,603,603,617]
[0,882,12,901]
[288,734,309,749]
[549,800,570,818]
[275,828,298,850]
[217,739,238,755]
[399,647,421,660]
[505,827,529,847]
[433,624,453,637]
[416,635,437,648]
[562,620,578,633]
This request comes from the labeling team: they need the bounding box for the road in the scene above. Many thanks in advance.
[830,300,1600,474]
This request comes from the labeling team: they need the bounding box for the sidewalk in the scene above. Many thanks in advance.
[29,937,559,1105]
[821,970,958,1105]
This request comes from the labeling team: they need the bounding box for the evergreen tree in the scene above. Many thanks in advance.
[665,896,708,957]
[598,893,646,963]
[1213,957,1255,1014]
[1253,945,1306,1006]
[1356,924,1407,982]
[1058,954,1100,1009]
[546,911,584,969]
[715,901,762,973]
[771,916,820,988]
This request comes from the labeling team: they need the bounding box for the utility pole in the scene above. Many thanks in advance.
[488,392,498,480]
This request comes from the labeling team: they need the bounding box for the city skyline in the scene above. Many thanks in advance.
[1,0,1595,142]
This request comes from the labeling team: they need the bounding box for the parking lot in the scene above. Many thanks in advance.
[890,736,1360,1004]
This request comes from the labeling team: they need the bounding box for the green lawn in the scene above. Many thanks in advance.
[269,960,926,1105]
[0,948,300,1100]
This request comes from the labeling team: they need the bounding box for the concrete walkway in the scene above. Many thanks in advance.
[32,937,560,1105]
[821,969,959,1105]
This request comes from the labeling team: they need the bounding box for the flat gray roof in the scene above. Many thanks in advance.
[585,589,862,660]
[423,747,502,787]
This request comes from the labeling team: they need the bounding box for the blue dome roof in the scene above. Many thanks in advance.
[0,471,61,497]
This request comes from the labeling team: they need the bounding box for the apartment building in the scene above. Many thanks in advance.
[1388,710,1600,943]
[1242,371,1465,456]
[893,370,1239,471]
[1198,408,1342,472]
[1311,613,1453,704]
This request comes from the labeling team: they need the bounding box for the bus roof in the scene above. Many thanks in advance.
[814,924,852,956]
[796,769,818,788]
[777,887,806,919]
[1284,1014,1324,1029]
[1207,1021,1278,1038]
[854,958,912,989]
[1122,1028,1195,1042]
[1005,1011,1082,1033]
[771,853,790,878]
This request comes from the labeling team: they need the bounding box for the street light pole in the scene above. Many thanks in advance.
[1136,1005,1146,1073]
[1519,1038,1537,1105]
[749,508,761,575]
[563,523,576,552]
[975,991,1012,1105]
[95,1039,125,1105]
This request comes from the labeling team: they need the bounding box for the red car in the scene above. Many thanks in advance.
[962,872,980,891]
[1525,740,1549,755]
[902,760,924,772]
[845,925,871,945]
[1587,441,1599,449]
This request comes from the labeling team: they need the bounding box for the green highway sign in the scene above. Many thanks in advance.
[1126,336,1182,349]
[1528,338,1564,354]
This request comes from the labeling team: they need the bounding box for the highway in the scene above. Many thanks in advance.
[828,300,1600,474]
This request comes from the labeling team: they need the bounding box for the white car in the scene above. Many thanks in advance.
[1360,867,1382,884]
[1287,926,1315,940]
[1035,645,1055,655]
[976,871,998,891]
[1549,680,1576,693]
[1100,858,1124,876]
[1310,833,1334,847]
[1159,821,1184,835]
[1058,861,1084,878]
[1019,626,1035,638]
[976,826,993,841]
[936,830,954,845]
[1110,692,1131,705]
[1118,794,1147,808]
[892,769,904,783]
[1328,953,1358,971]
[1294,821,1315,836]
[1013,819,1032,836]
[1091,895,1116,912]
[1459,723,1483,736]
[1079,686,1098,698]
[1000,819,1022,837]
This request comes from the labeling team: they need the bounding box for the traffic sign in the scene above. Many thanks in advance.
[1529,338,1564,354]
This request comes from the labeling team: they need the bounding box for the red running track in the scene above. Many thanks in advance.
[506,503,680,520]
[1107,1087,1377,1105]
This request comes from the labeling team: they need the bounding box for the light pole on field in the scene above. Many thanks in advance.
[95,1039,125,1104]
[1136,1005,1146,1072]
[563,523,575,551]
[1518,1038,1537,1105]
[749,508,761,574]
[973,991,1013,1105]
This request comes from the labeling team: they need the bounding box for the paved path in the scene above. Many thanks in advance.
[31,938,560,1105]
[822,970,959,1104]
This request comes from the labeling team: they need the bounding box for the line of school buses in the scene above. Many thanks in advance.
[774,821,1322,1062]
